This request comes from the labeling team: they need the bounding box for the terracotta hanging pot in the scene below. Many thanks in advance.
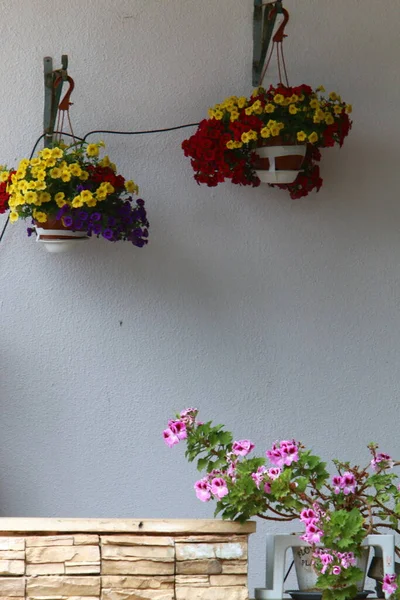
[253,137,307,184]
[34,217,89,253]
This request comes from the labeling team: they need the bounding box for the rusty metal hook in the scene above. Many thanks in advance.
[271,7,289,43]
[54,75,74,110]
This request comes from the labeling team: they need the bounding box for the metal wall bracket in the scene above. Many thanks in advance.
[43,55,68,148]
[252,1,283,86]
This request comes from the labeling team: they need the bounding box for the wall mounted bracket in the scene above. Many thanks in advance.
[43,55,68,148]
[252,0,283,86]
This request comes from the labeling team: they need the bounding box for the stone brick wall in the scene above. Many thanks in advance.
[0,519,255,600]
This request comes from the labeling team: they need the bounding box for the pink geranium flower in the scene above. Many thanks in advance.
[232,440,255,456]
[210,477,229,499]
[194,479,211,502]
[163,428,180,447]
[168,419,187,440]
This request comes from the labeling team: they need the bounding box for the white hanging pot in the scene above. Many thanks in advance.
[35,219,89,253]
[254,142,307,184]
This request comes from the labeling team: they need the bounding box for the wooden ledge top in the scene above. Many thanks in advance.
[0,518,257,535]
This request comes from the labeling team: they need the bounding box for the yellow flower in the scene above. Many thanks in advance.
[45,158,56,168]
[308,132,319,144]
[230,111,239,122]
[213,109,223,120]
[289,105,298,115]
[19,159,29,169]
[233,141,243,149]
[316,85,325,92]
[290,94,299,103]
[270,126,280,137]
[81,190,94,203]
[0,171,9,182]
[17,180,29,192]
[316,109,325,120]
[80,171,89,181]
[32,210,47,223]
[86,198,97,207]
[55,194,67,208]
[51,147,64,159]
[273,94,284,104]
[50,167,62,179]
[15,168,26,180]
[265,103,275,113]
[61,169,72,183]
[310,98,319,109]
[38,192,51,203]
[35,169,46,181]
[251,100,262,114]
[86,143,100,157]
[96,189,108,201]
[267,119,277,129]
[329,92,339,101]
[313,115,321,124]
[325,113,335,125]
[260,127,271,138]
[226,141,235,150]
[72,195,84,208]
[125,180,139,194]
[282,98,291,106]
[39,148,52,160]
[9,211,19,223]
[99,155,111,168]
[297,131,307,142]
[252,87,264,97]
[333,105,343,115]
[245,107,253,116]
[345,104,352,114]
[207,108,215,119]
[241,132,250,144]
[34,181,47,191]
[30,158,41,167]
[237,97,247,109]
[105,183,115,194]
[25,191,38,204]
[69,163,82,177]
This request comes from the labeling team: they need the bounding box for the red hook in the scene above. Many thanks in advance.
[270,7,289,43]
[54,75,75,110]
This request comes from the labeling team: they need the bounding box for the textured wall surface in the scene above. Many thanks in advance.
[1,0,400,594]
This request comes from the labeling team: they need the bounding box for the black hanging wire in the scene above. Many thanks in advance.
[0,122,200,244]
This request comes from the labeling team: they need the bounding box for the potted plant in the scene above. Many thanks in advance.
[163,408,400,600]
[0,141,149,251]
[182,84,352,198]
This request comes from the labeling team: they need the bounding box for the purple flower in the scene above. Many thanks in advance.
[62,215,73,227]
[102,228,114,240]
[90,212,101,222]
[78,210,89,221]
[232,440,255,457]
[26,227,35,237]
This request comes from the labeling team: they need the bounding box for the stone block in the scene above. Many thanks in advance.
[102,590,174,600]
[65,562,101,575]
[0,561,24,576]
[210,575,248,586]
[0,540,24,552]
[176,542,247,561]
[176,559,222,575]
[175,586,249,600]
[221,561,248,574]
[101,537,173,547]
[26,545,100,564]
[0,578,25,596]
[25,535,99,547]
[175,575,209,587]
[26,575,101,596]
[102,560,175,576]
[26,563,64,576]
[101,576,174,590]
[102,546,174,560]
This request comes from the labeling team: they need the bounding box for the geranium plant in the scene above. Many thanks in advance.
[164,408,400,600]
[182,84,352,198]
[0,141,149,246]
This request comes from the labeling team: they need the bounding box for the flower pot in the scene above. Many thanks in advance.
[34,217,89,253]
[254,138,307,184]
[292,545,370,593]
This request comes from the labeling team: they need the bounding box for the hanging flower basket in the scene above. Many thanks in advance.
[182,84,352,197]
[1,141,149,252]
